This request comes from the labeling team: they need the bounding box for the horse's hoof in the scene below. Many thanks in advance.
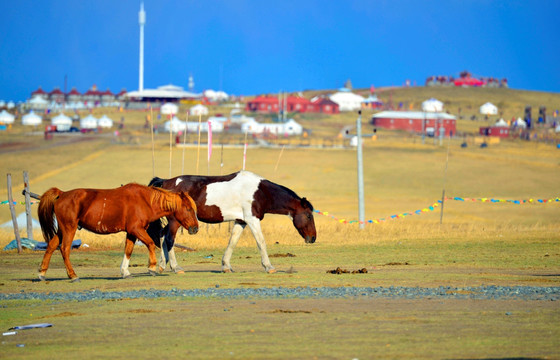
[122,274,131,279]
[158,266,165,274]
[148,269,157,276]
[174,267,185,274]
[222,268,233,273]
[70,277,80,283]
[38,274,46,281]
[266,268,277,274]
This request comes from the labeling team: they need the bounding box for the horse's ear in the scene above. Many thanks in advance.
[300,197,313,211]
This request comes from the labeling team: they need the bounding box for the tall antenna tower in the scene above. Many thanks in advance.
[138,2,146,92]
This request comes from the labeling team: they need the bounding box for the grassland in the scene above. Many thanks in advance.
[0,86,559,359]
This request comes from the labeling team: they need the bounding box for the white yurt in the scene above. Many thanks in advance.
[0,110,15,124]
[204,89,229,102]
[479,102,498,115]
[283,119,303,135]
[98,115,114,128]
[22,111,42,126]
[513,117,527,128]
[422,98,444,112]
[494,118,508,127]
[51,113,72,131]
[241,119,302,136]
[27,95,49,110]
[164,116,187,133]
[189,104,209,116]
[329,90,365,112]
[161,102,179,115]
[80,114,98,129]
[7,101,15,109]
[185,119,224,133]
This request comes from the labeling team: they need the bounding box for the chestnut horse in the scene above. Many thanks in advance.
[38,183,198,282]
[148,170,316,273]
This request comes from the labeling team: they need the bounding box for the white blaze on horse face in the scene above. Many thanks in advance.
[175,178,183,186]
[205,171,263,221]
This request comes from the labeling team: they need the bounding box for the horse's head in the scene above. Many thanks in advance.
[292,197,316,243]
[175,192,199,235]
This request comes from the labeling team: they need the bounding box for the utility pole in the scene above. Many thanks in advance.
[357,111,365,229]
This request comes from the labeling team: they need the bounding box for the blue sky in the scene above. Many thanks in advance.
[1,0,559,102]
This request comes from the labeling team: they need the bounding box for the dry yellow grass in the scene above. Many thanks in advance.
[1,93,559,251]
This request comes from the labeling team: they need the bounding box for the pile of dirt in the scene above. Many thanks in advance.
[326,267,368,274]
[269,253,296,258]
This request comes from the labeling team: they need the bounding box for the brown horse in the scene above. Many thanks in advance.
[38,183,198,282]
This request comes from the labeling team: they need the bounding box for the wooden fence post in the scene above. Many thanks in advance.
[23,171,33,240]
[7,173,22,253]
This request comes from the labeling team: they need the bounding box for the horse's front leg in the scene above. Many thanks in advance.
[222,221,246,273]
[121,234,136,278]
[59,224,80,281]
[245,218,275,273]
[158,219,183,273]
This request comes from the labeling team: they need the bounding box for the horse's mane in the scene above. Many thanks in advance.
[267,181,314,211]
[149,187,181,212]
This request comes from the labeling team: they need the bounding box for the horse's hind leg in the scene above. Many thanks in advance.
[222,221,245,273]
[59,225,79,281]
[38,233,61,281]
[121,234,136,278]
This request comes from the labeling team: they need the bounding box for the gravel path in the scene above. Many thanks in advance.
[1,286,558,302]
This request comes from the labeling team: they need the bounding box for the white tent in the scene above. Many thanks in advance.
[422,98,444,112]
[98,115,114,128]
[204,89,229,102]
[52,113,72,131]
[0,212,41,230]
[241,119,303,136]
[161,103,179,115]
[7,101,15,109]
[185,118,224,133]
[80,114,98,129]
[494,118,508,127]
[164,116,187,133]
[0,110,15,124]
[189,104,209,116]
[479,102,498,115]
[28,95,49,110]
[513,117,527,128]
[329,90,365,111]
[22,111,42,126]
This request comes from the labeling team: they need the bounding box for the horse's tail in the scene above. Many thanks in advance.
[38,188,63,241]
[148,177,166,188]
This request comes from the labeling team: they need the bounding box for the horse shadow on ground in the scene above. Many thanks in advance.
[24,272,173,282]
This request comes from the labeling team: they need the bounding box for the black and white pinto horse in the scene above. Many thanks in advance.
[147,170,316,273]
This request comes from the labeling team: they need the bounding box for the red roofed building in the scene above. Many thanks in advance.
[116,88,127,101]
[311,97,339,114]
[67,87,82,102]
[246,94,328,113]
[286,95,316,112]
[31,87,48,99]
[49,87,65,103]
[83,85,102,104]
[246,95,280,112]
[371,111,456,137]
[100,88,115,103]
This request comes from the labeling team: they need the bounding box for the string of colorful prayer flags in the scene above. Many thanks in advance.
[314,196,560,226]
